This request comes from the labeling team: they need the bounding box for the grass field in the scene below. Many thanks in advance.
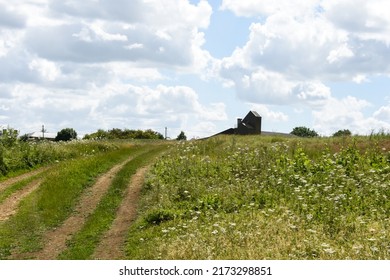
[126,135,390,260]
[1,135,389,259]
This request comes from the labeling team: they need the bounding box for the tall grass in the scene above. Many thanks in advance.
[126,135,390,259]
[0,140,120,179]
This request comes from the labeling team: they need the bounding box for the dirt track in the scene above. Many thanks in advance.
[0,167,49,193]
[93,166,148,259]
[32,157,135,260]
[2,147,162,260]
[0,179,42,221]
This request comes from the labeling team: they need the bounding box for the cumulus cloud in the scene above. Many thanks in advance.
[0,3,26,29]
[312,96,390,135]
[221,0,319,18]
[20,0,212,69]
[249,104,289,122]
[2,82,226,138]
[0,0,221,138]
[217,0,390,136]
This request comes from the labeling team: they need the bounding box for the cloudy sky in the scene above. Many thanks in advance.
[1,0,390,138]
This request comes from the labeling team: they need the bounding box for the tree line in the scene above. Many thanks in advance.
[290,127,352,138]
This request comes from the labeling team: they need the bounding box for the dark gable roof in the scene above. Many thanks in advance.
[249,110,261,117]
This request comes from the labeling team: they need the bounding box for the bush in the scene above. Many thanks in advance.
[291,126,319,138]
[83,128,164,140]
[333,129,352,137]
[176,131,187,141]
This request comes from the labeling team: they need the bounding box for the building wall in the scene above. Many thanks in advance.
[237,112,262,135]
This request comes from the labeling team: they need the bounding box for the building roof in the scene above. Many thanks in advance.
[249,111,261,117]
[27,132,57,139]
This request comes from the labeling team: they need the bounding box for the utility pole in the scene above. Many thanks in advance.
[165,127,167,140]
[41,125,46,139]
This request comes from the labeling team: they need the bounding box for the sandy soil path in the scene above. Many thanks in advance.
[32,157,134,260]
[93,166,149,259]
[0,180,42,221]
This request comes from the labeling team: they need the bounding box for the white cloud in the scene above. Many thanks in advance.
[217,0,390,135]
[249,104,289,122]
[326,43,354,64]
[28,57,61,81]
[312,96,390,135]
[373,105,390,122]
[3,82,226,138]
[323,0,390,43]
[221,0,320,18]
[0,3,26,28]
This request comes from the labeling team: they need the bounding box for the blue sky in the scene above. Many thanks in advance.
[1,0,390,138]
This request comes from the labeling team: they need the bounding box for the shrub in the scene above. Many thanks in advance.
[291,126,319,137]
[176,131,187,141]
[333,129,352,137]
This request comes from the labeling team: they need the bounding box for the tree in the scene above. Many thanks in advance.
[176,131,187,141]
[333,129,352,137]
[55,128,77,141]
[291,126,319,138]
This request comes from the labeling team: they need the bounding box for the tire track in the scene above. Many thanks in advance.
[0,167,49,193]
[31,156,134,260]
[93,166,149,260]
[0,179,42,221]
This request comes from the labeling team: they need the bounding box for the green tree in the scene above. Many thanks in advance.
[55,128,78,141]
[333,129,352,137]
[291,126,319,138]
[176,131,187,141]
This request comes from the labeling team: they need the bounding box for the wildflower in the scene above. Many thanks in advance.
[211,230,218,235]
[323,248,336,254]
[370,246,379,252]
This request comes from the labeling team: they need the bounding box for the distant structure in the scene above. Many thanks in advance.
[209,110,294,138]
[217,111,262,136]
[26,131,56,141]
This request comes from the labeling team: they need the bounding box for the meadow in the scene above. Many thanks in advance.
[126,135,390,260]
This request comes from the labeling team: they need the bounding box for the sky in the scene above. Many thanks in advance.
[1,0,390,139]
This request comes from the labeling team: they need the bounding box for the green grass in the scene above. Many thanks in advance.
[0,140,120,179]
[0,176,42,204]
[125,135,390,260]
[58,144,167,259]
[0,143,142,259]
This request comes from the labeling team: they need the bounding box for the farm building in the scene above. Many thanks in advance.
[212,110,294,138]
[216,111,262,136]
[26,131,57,141]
